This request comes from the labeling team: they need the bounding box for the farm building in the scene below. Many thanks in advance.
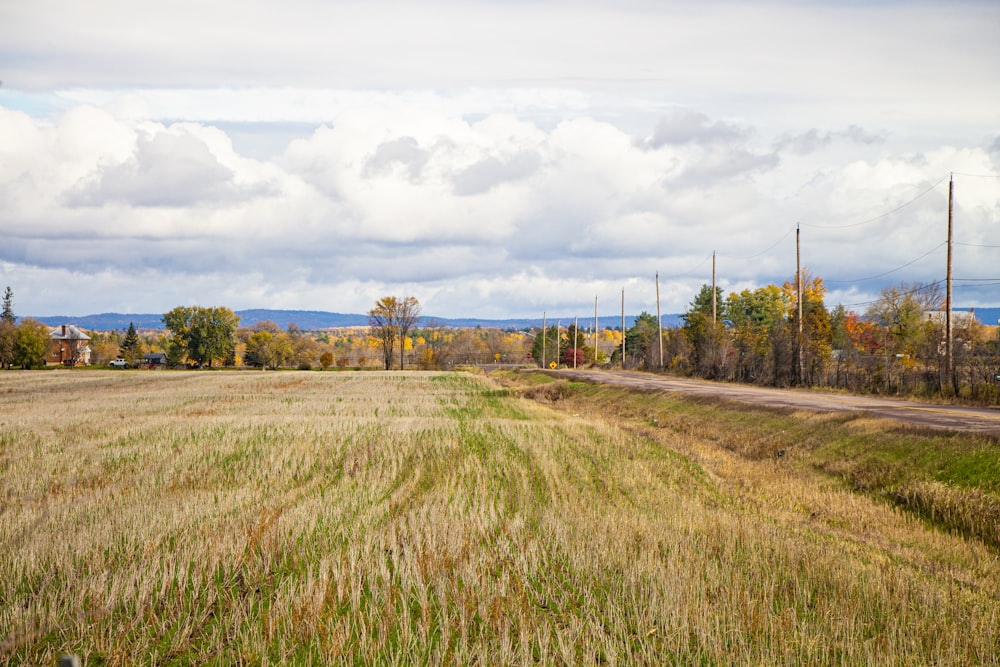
[49,325,92,366]
[142,352,168,369]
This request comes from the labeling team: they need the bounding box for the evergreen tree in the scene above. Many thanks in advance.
[625,311,660,369]
[684,284,725,322]
[2,286,14,325]
[121,322,140,360]
[530,325,562,367]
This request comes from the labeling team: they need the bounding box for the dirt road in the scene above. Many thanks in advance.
[546,369,1000,435]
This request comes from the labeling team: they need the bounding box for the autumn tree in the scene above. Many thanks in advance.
[395,297,421,369]
[449,329,490,365]
[163,306,240,367]
[369,297,399,370]
[726,285,788,383]
[866,284,927,358]
[367,296,421,370]
[561,345,586,367]
[286,323,321,369]
[0,320,14,369]
[625,312,660,369]
[412,326,450,369]
[683,285,729,379]
[780,272,832,386]
[239,320,278,367]
[246,330,294,370]
[560,324,591,366]
[484,328,528,366]
[14,319,50,369]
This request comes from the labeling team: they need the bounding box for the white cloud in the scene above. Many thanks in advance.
[0,1,998,319]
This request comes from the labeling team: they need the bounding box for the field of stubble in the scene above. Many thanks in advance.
[1,370,998,665]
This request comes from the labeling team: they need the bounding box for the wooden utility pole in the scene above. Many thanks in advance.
[656,272,663,368]
[594,296,598,365]
[574,315,579,369]
[711,252,717,324]
[946,173,954,390]
[621,288,626,368]
[796,224,804,385]
[541,311,546,369]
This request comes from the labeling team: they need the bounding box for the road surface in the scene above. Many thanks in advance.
[545,369,1000,435]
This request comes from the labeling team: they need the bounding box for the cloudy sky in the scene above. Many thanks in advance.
[2,1,999,321]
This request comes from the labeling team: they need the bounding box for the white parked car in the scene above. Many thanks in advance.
[109,358,128,368]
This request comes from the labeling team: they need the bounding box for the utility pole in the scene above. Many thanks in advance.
[541,311,546,369]
[946,173,954,391]
[655,272,663,368]
[796,224,804,385]
[574,315,579,370]
[621,288,626,368]
[711,252,717,324]
[594,296,598,365]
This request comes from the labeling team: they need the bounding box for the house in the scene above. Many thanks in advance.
[923,309,978,328]
[49,325,92,366]
[142,352,168,369]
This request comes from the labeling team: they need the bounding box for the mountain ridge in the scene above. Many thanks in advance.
[28,309,686,331]
[26,307,999,332]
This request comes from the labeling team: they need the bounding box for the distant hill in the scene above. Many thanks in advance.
[27,307,997,332]
[29,309,686,332]
[31,310,368,331]
[968,307,1000,326]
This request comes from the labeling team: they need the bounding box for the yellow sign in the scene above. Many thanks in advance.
[549,361,557,369]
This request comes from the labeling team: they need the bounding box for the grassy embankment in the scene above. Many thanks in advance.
[501,371,1000,550]
[1,370,999,665]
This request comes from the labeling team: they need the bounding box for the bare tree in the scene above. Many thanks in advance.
[907,281,944,312]
[395,296,421,369]
[368,296,421,370]
[369,296,399,370]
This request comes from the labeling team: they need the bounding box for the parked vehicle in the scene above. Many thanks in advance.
[109,358,128,368]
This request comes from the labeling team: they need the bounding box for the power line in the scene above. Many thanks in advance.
[661,170,995,310]
[955,241,1000,248]
[835,280,946,310]
[824,242,945,284]
[657,252,714,281]
[720,227,795,260]
[802,174,950,230]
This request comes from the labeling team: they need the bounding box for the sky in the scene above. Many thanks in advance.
[2,0,999,321]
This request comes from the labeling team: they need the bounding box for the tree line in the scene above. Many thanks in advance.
[4,285,998,404]
[619,274,1000,402]
[0,287,57,369]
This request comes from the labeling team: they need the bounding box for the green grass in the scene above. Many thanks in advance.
[510,372,1000,549]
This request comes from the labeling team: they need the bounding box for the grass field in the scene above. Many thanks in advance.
[2,370,999,665]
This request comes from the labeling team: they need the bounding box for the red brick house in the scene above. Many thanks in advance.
[49,325,92,366]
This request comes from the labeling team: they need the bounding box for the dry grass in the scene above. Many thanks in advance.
[1,369,999,665]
